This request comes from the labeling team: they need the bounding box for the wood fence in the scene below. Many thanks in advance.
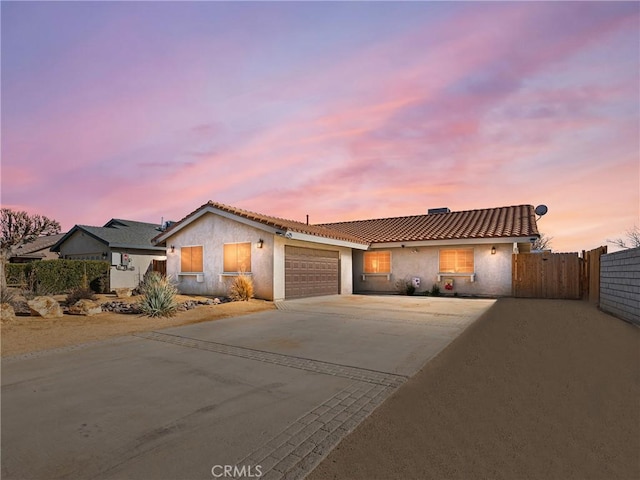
[512,247,607,300]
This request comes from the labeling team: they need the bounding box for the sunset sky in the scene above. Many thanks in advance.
[2,2,638,252]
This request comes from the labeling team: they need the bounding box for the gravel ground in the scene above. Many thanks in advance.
[308,298,640,480]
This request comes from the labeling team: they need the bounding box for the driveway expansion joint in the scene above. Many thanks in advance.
[134,331,408,387]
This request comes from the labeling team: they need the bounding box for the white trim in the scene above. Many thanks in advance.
[370,236,535,249]
[437,273,476,282]
[285,231,369,250]
[361,273,391,281]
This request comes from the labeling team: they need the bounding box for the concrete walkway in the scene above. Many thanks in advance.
[1,295,494,480]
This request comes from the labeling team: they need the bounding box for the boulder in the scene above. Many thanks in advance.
[213,298,222,305]
[114,288,133,298]
[68,299,103,316]
[28,296,63,318]
[1,303,16,324]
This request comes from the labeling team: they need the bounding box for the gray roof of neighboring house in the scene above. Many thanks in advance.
[51,219,165,252]
[12,233,66,259]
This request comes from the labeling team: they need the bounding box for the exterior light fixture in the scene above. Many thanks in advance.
[491,246,496,255]
[257,239,264,249]
[101,252,108,260]
[170,245,175,253]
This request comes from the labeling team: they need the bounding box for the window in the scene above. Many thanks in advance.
[439,248,474,273]
[224,243,251,273]
[364,251,391,274]
[181,246,203,272]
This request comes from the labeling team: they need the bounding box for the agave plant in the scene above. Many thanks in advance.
[137,272,179,317]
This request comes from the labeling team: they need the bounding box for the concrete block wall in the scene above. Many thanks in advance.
[600,246,640,326]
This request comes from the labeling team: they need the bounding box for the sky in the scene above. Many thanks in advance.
[1,1,638,253]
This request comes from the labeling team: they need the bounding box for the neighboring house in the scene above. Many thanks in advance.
[51,219,167,290]
[154,201,539,300]
[10,234,66,263]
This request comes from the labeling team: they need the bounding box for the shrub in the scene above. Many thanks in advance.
[66,274,96,305]
[137,272,179,317]
[4,260,109,294]
[395,278,416,296]
[229,274,254,302]
[0,286,14,304]
[430,284,441,297]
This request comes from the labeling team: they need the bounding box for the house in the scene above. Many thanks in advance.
[154,201,539,300]
[10,233,66,263]
[51,219,167,290]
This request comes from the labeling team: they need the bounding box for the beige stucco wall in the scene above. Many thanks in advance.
[109,252,166,290]
[272,236,354,301]
[353,243,516,297]
[164,213,274,299]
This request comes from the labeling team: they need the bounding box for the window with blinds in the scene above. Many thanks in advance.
[223,243,252,273]
[439,248,474,273]
[181,246,203,272]
[363,251,391,274]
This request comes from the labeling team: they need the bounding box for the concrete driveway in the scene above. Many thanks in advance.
[1,295,494,480]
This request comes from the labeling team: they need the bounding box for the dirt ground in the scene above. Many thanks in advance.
[1,294,275,357]
[308,298,640,480]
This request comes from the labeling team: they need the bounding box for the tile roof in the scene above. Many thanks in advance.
[320,205,539,244]
[157,201,369,246]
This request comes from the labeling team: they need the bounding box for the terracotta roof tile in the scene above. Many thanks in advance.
[320,205,539,244]
[158,201,369,245]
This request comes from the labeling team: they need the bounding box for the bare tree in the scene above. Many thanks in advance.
[532,232,553,251]
[607,225,640,249]
[0,208,61,290]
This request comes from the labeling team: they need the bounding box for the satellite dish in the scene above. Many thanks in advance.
[535,205,548,217]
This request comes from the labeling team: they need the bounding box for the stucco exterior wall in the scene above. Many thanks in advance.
[272,236,354,301]
[109,251,166,290]
[353,243,514,297]
[165,213,274,299]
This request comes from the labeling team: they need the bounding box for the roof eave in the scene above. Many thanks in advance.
[369,235,539,249]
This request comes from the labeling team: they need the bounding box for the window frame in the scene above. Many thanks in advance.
[180,245,204,273]
[438,248,475,274]
[223,242,252,274]
[363,251,392,274]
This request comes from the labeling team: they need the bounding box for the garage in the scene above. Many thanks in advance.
[284,246,340,299]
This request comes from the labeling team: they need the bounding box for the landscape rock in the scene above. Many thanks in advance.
[113,288,133,298]
[28,296,63,319]
[101,301,141,314]
[1,303,16,324]
[213,298,222,305]
[11,299,31,316]
[68,299,103,316]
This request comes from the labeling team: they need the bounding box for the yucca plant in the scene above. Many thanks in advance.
[137,272,179,317]
[229,274,254,302]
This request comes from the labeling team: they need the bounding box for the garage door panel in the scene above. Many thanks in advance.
[285,246,339,299]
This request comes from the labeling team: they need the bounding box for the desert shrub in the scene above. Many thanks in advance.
[229,274,254,302]
[395,278,416,296]
[137,272,178,317]
[0,286,14,304]
[430,284,441,297]
[66,274,96,305]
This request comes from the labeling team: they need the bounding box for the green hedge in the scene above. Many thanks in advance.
[5,260,110,294]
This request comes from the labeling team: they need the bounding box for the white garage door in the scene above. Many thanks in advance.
[284,246,340,299]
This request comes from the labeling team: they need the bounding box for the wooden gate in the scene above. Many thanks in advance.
[581,246,607,304]
[512,252,582,299]
[152,259,167,276]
